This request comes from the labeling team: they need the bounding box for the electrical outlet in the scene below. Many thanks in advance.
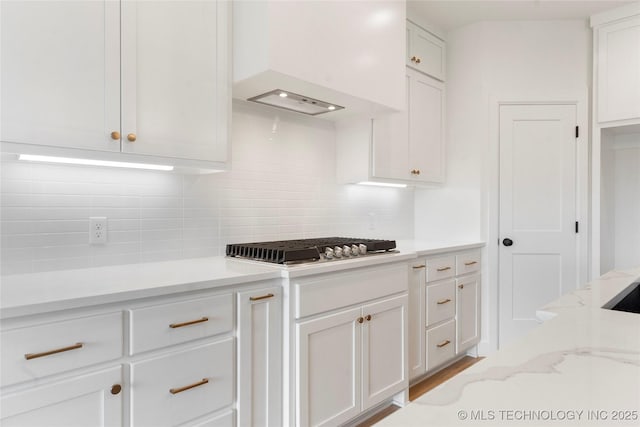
[89,217,107,245]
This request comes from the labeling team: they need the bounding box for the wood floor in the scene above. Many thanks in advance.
[356,356,484,427]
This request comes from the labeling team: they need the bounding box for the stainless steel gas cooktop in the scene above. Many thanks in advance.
[226,237,397,264]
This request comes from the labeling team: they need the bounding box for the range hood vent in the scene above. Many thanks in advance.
[247,89,345,116]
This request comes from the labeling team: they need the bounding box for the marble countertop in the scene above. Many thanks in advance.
[0,241,484,318]
[377,267,640,426]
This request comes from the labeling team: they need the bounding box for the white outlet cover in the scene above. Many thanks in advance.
[89,217,107,245]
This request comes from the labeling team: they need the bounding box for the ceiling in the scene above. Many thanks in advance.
[407,0,635,31]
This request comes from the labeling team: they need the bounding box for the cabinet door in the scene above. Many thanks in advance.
[407,21,446,81]
[237,287,282,427]
[1,366,122,427]
[597,16,640,123]
[296,307,361,427]
[456,274,481,354]
[372,76,410,181]
[362,294,408,411]
[408,262,427,380]
[0,0,120,151]
[409,69,445,183]
[121,0,229,161]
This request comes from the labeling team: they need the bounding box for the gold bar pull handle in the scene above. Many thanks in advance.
[464,261,478,266]
[169,317,208,329]
[412,264,426,269]
[249,293,275,302]
[436,340,451,348]
[436,298,451,305]
[169,378,209,395]
[436,266,452,272]
[25,342,83,360]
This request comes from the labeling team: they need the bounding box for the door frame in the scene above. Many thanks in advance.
[484,90,589,353]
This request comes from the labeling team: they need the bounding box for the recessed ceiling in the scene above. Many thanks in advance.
[407,1,636,31]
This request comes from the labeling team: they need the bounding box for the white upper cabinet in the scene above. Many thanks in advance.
[121,0,228,162]
[233,0,406,116]
[338,67,445,185]
[372,69,445,183]
[592,3,640,124]
[1,0,120,152]
[1,0,230,169]
[406,20,446,81]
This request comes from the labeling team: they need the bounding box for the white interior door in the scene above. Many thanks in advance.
[499,104,577,347]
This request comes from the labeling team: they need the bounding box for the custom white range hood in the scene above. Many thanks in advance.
[232,0,406,119]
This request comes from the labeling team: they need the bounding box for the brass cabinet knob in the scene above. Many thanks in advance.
[410,169,421,175]
[110,131,120,140]
[411,56,417,62]
[365,314,372,321]
[459,284,464,289]
[416,57,422,64]
[357,317,364,324]
[127,133,137,142]
[111,384,122,395]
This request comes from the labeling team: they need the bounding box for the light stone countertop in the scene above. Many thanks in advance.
[0,241,485,318]
[376,267,640,427]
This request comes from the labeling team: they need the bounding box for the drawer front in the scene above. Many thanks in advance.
[1,312,123,387]
[131,339,233,427]
[456,251,481,275]
[129,293,233,355]
[185,409,234,427]
[426,256,456,282]
[295,262,408,319]
[426,280,455,326]
[426,319,455,371]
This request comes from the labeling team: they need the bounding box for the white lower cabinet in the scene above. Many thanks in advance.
[1,281,283,427]
[408,261,427,380]
[1,366,123,427]
[237,287,282,427]
[409,248,482,382]
[457,275,481,354]
[296,294,408,427]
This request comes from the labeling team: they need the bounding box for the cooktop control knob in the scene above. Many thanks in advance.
[334,246,343,258]
[351,245,360,256]
[359,244,367,255]
[342,245,352,256]
[324,247,334,260]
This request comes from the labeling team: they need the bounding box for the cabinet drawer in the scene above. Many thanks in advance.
[426,256,455,282]
[130,339,233,427]
[426,280,455,326]
[1,312,123,387]
[129,293,233,355]
[295,263,407,319]
[426,319,455,371]
[456,251,481,275]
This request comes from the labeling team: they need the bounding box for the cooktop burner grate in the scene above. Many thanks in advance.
[226,237,396,264]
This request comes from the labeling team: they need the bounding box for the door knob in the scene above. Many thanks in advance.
[503,238,514,247]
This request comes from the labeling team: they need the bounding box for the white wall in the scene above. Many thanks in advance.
[1,101,414,275]
[413,20,591,352]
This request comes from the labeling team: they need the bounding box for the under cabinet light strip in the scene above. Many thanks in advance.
[18,154,174,171]
[357,181,407,188]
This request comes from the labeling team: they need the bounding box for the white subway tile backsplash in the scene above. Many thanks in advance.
[1,101,413,274]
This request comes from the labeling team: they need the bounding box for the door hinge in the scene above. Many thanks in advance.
[575,221,579,233]
[575,126,579,138]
